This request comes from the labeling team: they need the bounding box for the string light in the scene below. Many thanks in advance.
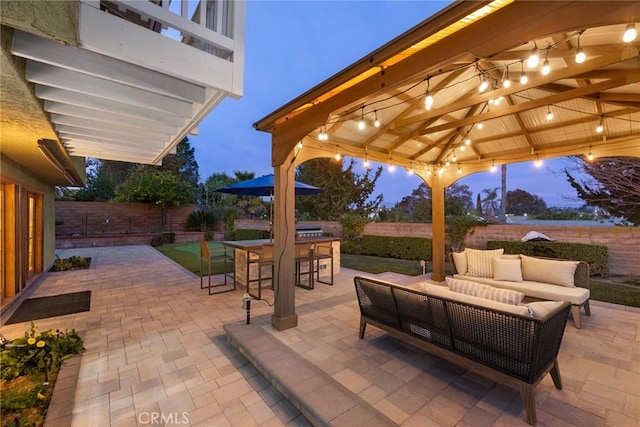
[318,126,328,141]
[596,117,604,133]
[335,146,341,161]
[541,51,551,75]
[623,23,637,43]
[457,164,462,174]
[438,167,444,176]
[388,162,395,172]
[478,75,489,92]
[502,66,511,88]
[520,60,528,84]
[575,30,586,63]
[546,105,554,121]
[477,122,483,129]
[587,147,594,161]
[407,166,414,175]
[357,107,365,130]
[534,156,543,168]
[297,141,303,150]
[374,110,381,128]
[451,151,457,162]
[425,78,434,110]
[490,160,496,172]
[465,137,471,145]
[527,43,539,68]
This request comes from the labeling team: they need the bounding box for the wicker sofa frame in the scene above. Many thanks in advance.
[448,252,591,328]
[354,276,571,426]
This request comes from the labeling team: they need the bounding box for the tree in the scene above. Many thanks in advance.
[476,193,483,216]
[116,167,193,230]
[295,158,383,220]
[506,189,548,215]
[481,187,501,217]
[564,156,640,225]
[384,182,473,223]
[158,137,200,203]
[500,164,507,219]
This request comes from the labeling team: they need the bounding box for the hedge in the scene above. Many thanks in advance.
[233,229,270,241]
[361,235,432,261]
[487,240,609,277]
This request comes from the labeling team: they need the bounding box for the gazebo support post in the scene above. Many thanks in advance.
[271,151,298,330]
[416,171,446,282]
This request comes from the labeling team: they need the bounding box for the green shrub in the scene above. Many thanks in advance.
[186,210,216,231]
[150,235,165,247]
[234,229,270,240]
[338,213,369,242]
[361,235,432,261]
[445,216,487,252]
[1,323,84,381]
[51,256,90,272]
[487,240,609,276]
[163,232,175,244]
[340,241,362,255]
[204,231,214,241]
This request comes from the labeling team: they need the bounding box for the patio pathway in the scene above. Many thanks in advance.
[0,245,638,426]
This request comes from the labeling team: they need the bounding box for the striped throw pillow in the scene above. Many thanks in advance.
[465,248,504,278]
[446,277,524,305]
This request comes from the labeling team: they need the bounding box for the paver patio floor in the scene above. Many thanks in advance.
[1,245,638,426]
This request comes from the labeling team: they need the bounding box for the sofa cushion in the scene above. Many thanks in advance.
[446,277,525,305]
[492,258,523,282]
[465,248,504,278]
[521,255,579,287]
[452,251,467,275]
[525,301,566,319]
[420,282,531,317]
[453,274,590,305]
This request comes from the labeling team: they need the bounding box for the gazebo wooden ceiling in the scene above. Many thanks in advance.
[253,0,639,330]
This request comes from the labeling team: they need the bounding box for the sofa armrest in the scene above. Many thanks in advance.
[574,261,590,289]
[448,252,459,275]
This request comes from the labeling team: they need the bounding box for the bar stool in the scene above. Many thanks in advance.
[199,241,235,295]
[313,240,334,285]
[247,243,274,300]
[294,241,314,290]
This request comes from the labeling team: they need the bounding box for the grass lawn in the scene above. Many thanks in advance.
[154,243,640,308]
[153,242,233,276]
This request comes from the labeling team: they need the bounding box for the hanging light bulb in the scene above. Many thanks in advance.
[457,164,462,174]
[318,126,328,141]
[460,145,466,152]
[425,78,434,110]
[452,151,457,162]
[623,23,637,43]
[297,141,303,150]
[478,75,489,92]
[541,53,551,75]
[527,44,539,68]
[596,117,604,133]
[374,110,381,128]
[575,30,586,64]
[438,167,444,176]
[388,162,395,172]
[534,156,543,168]
[490,160,496,172]
[363,157,370,169]
[477,121,483,130]
[407,167,414,175]
[546,106,553,121]
[335,152,341,161]
[520,60,528,84]
[445,159,450,167]
[502,66,511,88]
[358,107,365,130]
[587,149,594,161]
[465,137,471,146]
[426,165,432,176]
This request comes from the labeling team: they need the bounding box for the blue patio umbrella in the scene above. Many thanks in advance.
[213,174,322,197]
[214,174,323,240]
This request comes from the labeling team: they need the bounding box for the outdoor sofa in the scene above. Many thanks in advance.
[449,249,590,328]
[354,276,571,425]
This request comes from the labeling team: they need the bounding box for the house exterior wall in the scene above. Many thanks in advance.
[1,155,56,271]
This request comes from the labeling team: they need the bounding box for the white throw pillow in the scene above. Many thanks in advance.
[492,258,523,282]
[465,248,504,278]
[520,255,579,287]
[452,251,467,275]
[446,277,524,305]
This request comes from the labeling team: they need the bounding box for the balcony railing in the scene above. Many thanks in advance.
[97,0,239,62]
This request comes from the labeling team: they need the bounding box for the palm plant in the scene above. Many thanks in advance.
[481,187,501,217]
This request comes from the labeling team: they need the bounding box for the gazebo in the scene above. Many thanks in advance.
[253,0,640,330]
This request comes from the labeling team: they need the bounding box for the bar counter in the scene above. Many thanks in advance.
[223,237,340,288]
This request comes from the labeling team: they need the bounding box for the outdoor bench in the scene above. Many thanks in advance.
[354,276,571,426]
[449,250,590,328]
